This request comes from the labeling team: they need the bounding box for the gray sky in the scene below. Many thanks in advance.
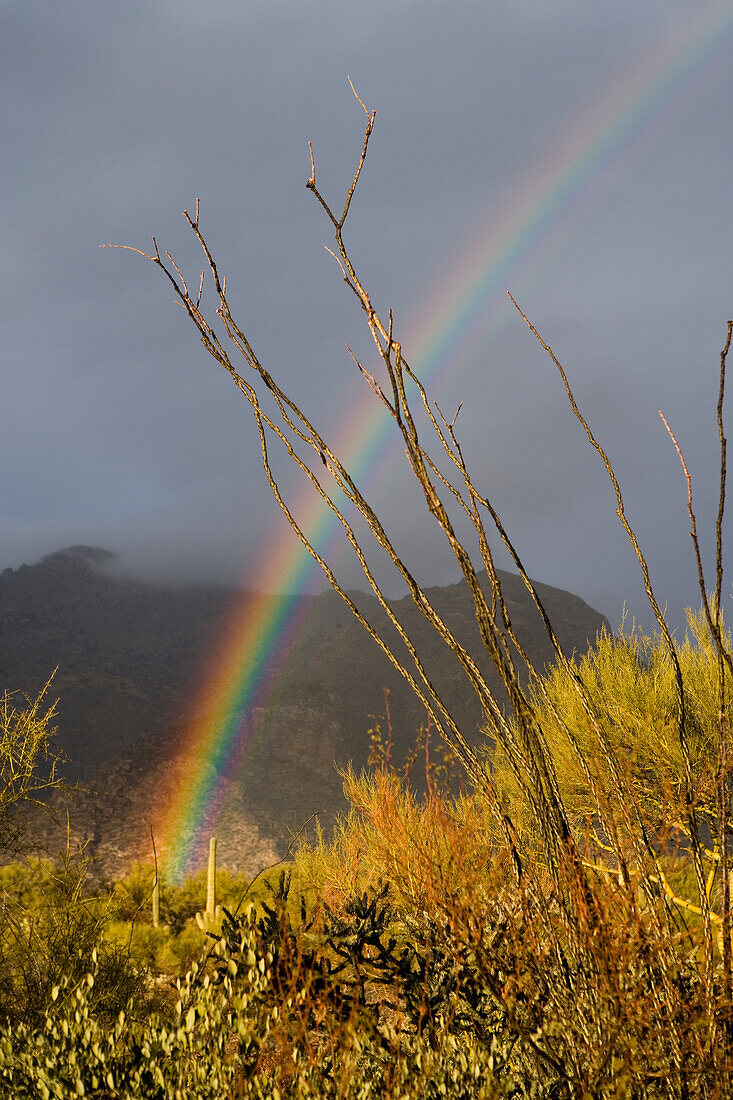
[2,1,732,635]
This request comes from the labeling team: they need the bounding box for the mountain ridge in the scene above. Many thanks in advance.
[1,547,609,877]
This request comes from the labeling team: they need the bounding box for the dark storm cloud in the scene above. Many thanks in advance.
[2,0,732,633]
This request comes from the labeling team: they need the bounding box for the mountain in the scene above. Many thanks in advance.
[1,547,609,878]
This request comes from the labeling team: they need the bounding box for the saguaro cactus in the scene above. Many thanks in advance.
[196,836,221,932]
[206,836,216,920]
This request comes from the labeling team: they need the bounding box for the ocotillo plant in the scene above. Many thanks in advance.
[152,871,160,930]
[117,90,733,1085]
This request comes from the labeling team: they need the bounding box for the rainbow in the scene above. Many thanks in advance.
[156,3,733,881]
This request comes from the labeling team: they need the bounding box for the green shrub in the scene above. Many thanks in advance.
[0,680,65,856]
[0,848,149,1028]
[489,607,730,936]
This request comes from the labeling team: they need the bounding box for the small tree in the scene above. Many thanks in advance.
[112,90,733,1089]
[0,682,146,1028]
[0,679,65,856]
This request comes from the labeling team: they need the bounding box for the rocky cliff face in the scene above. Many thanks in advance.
[2,547,609,877]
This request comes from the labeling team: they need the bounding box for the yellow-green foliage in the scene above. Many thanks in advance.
[0,852,148,1028]
[491,607,729,867]
[0,680,64,853]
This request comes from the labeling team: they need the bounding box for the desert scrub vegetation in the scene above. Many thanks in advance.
[0,850,267,1021]
[1,717,729,1097]
[2,634,733,1094]
[0,686,157,1032]
[0,680,64,855]
[0,852,154,1033]
[1,92,731,1094]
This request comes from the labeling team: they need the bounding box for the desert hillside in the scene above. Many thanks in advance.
[1,547,609,876]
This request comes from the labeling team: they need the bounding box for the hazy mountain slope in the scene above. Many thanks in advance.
[0,547,288,778]
[1,547,609,876]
